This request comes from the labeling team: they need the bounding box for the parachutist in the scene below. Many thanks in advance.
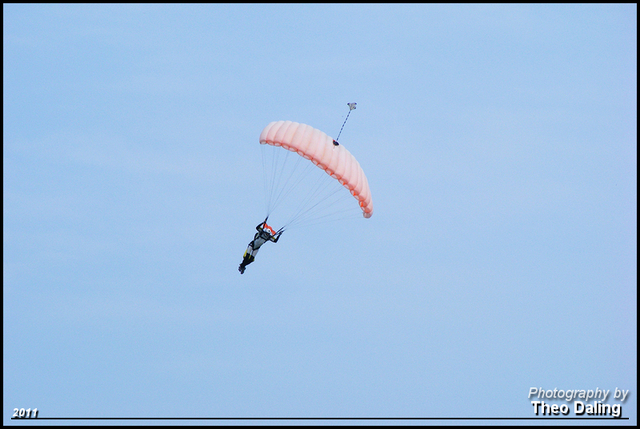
[239,219,283,274]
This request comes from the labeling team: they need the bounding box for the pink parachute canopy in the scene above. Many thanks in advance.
[259,121,373,218]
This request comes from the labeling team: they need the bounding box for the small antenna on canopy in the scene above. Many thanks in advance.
[335,102,357,143]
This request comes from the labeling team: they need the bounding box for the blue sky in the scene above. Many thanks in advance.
[3,4,636,425]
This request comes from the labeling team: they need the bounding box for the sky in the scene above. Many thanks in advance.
[3,4,637,426]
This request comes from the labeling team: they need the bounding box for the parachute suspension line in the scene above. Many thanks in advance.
[261,144,271,215]
[261,143,283,216]
[283,170,358,230]
[284,164,337,225]
[266,144,292,216]
[263,144,319,217]
[287,205,361,230]
[271,148,290,211]
[261,144,273,215]
[335,102,357,143]
[270,155,314,212]
[284,185,361,230]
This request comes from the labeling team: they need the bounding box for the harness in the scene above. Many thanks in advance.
[250,222,278,250]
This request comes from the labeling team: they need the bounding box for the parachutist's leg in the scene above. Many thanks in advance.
[239,244,257,274]
[238,254,255,274]
[242,251,254,265]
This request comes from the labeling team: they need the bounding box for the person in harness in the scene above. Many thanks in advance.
[239,218,283,274]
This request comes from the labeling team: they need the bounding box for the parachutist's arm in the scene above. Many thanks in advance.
[256,216,268,231]
[271,231,283,243]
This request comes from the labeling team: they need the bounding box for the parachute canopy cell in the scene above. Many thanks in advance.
[259,121,373,218]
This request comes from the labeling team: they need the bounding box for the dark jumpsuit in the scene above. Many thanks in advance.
[239,221,281,273]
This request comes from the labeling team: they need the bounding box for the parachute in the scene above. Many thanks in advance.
[258,119,373,231]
